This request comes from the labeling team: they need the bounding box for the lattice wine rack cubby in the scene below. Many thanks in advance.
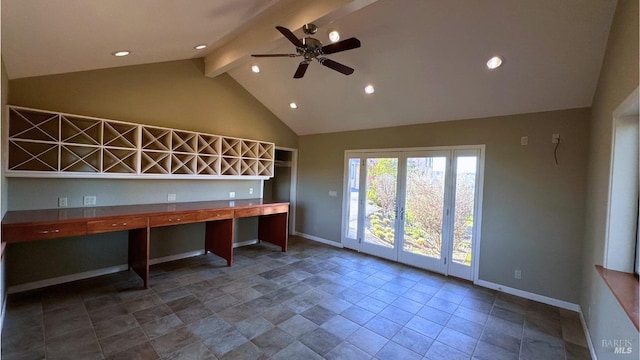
[5,106,275,179]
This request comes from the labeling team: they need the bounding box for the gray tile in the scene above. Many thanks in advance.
[391,327,434,355]
[356,295,388,313]
[565,341,592,360]
[0,237,590,360]
[425,340,471,360]
[325,341,371,360]
[299,327,342,355]
[278,314,319,337]
[427,297,459,314]
[376,340,423,360]
[364,315,402,339]
[251,327,296,356]
[520,337,566,360]
[100,327,148,357]
[418,305,453,325]
[94,313,139,339]
[341,305,376,325]
[473,340,519,360]
[347,327,388,356]
[219,341,266,360]
[485,315,524,339]
[405,315,444,339]
[235,315,275,339]
[271,341,323,360]
[141,314,184,339]
[480,326,521,353]
[301,305,337,325]
[175,303,214,324]
[105,341,159,360]
[202,326,249,357]
[46,327,102,360]
[321,315,361,339]
[261,304,297,325]
[446,315,485,339]
[437,327,477,355]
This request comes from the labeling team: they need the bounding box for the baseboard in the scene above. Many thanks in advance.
[7,264,129,294]
[475,279,580,312]
[148,250,205,265]
[234,239,259,248]
[7,248,224,294]
[578,306,598,360]
[295,232,343,248]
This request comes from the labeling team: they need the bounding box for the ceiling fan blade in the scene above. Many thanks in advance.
[318,58,354,75]
[251,54,298,57]
[321,37,361,55]
[293,62,310,79]
[276,26,304,48]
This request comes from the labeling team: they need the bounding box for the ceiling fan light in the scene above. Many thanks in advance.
[328,30,340,43]
[112,50,130,57]
[486,56,503,69]
[364,85,375,94]
[289,102,298,109]
[251,65,260,73]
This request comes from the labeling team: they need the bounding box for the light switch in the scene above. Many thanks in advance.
[329,191,338,197]
[520,136,528,146]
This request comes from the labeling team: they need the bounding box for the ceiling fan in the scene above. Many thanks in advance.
[251,23,361,79]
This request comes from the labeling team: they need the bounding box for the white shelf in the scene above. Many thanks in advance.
[6,106,275,179]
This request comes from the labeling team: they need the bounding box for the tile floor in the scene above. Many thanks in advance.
[2,236,591,360]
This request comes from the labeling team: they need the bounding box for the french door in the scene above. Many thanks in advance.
[342,146,484,281]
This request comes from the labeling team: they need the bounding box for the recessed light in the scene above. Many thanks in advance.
[486,56,503,69]
[251,65,261,73]
[289,102,298,109]
[112,50,130,57]
[328,30,340,43]
[364,85,375,94]
[194,44,207,50]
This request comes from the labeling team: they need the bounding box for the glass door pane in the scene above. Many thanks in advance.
[342,158,361,249]
[452,156,477,265]
[361,156,399,260]
[449,151,479,280]
[399,155,448,273]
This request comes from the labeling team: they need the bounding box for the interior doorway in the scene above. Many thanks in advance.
[263,147,297,234]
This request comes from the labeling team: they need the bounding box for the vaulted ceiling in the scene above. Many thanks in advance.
[1,0,618,135]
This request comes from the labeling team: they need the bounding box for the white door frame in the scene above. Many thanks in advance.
[341,145,485,283]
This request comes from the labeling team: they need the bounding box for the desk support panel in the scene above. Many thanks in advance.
[128,227,150,288]
[205,219,234,266]
[258,213,288,252]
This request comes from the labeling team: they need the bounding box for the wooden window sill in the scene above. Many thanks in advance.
[596,265,639,331]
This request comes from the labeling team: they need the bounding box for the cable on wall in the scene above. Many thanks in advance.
[554,136,561,165]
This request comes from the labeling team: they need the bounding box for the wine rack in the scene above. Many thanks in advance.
[6,106,275,179]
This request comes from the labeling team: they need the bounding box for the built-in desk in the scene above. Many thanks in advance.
[1,199,289,288]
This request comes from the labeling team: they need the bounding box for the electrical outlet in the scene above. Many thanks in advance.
[520,136,528,146]
[249,188,253,195]
[552,133,560,143]
[329,191,338,197]
[514,270,522,279]
[167,193,176,202]
[83,196,96,206]
[229,191,235,199]
[58,197,68,208]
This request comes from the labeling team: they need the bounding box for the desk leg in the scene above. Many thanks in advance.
[128,227,150,288]
[258,212,288,252]
[205,219,234,266]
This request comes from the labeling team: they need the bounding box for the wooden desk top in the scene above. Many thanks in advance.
[2,198,289,226]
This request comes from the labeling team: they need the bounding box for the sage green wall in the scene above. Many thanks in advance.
[297,108,590,303]
[580,0,638,358]
[5,59,299,286]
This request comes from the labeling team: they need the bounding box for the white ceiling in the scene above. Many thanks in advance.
[2,0,618,135]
